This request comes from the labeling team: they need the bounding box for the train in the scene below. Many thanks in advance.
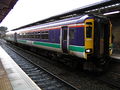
[5,14,113,71]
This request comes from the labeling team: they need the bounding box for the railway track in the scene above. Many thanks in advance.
[2,42,78,90]
[97,71,120,89]
[1,40,119,90]
[96,60,120,89]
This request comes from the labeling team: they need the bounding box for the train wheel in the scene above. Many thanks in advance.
[47,52,60,60]
[83,61,96,71]
[98,57,111,72]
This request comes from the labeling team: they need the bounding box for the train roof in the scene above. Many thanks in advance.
[11,15,91,32]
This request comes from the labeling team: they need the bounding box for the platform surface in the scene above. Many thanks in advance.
[111,54,120,60]
[0,59,13,90]
[0,46,41,90]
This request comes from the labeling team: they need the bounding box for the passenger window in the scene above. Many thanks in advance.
[69,28,75,40]
[41,31,49,40]
[86,26,92,38]
[36,32,41,39]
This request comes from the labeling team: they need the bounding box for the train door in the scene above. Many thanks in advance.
[94,18,110,58]
[14,32,17,42]
[61,26,69,53]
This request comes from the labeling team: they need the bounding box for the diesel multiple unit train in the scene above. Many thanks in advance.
[5,14,113,71]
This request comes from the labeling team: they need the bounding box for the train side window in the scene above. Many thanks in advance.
[86,26,92,38]
[69,28,75,40]
[37,35,41,38]
[41,31,49,40]
[32,35,34,38]
[35,32,41,39]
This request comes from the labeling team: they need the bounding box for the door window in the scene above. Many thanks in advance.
[62,26,68,40]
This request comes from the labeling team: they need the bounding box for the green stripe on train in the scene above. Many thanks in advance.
[34,41,85,52]
[33,41,60,48]
[18,40,85,52]
[69,45,85,52]
[18,40,27,43]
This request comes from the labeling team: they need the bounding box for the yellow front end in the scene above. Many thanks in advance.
[84,19,94,59]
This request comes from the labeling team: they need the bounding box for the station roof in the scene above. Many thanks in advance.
[12,0,120,31]
[0,0,18,23]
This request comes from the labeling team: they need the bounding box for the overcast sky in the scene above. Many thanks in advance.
[1,0,104,30]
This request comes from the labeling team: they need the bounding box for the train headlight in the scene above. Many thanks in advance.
[85,49,92,53]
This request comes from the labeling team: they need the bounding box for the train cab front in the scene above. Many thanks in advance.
[83,15,112,71]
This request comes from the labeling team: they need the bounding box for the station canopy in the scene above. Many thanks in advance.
[0,0,18,23]
[7,0,120,31]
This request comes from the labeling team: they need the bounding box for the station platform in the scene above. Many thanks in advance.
[0,46,41,90]
[111,54,120,61]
